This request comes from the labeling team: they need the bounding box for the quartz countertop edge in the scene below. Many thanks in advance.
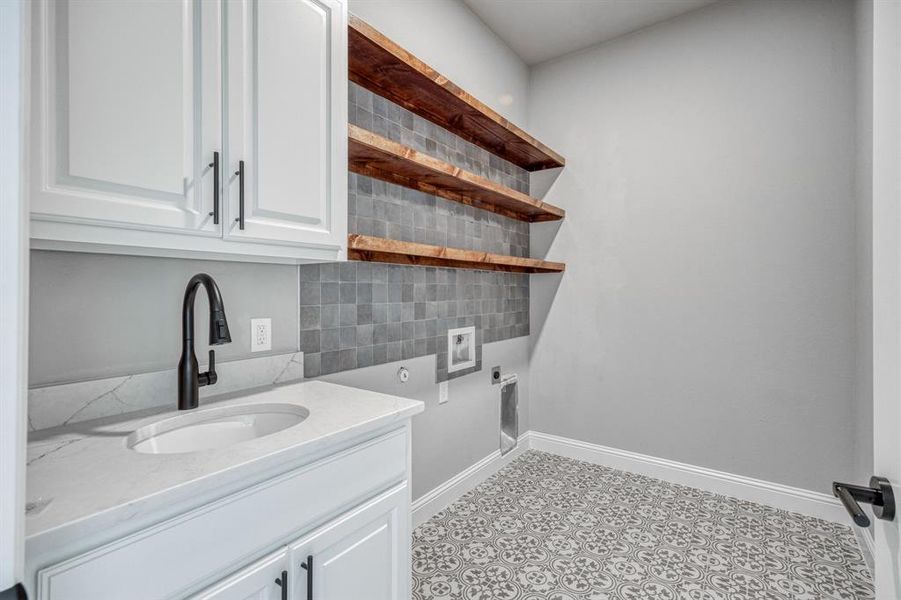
[25,380,424,555]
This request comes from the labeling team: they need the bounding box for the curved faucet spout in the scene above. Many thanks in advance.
[178,273,231,410]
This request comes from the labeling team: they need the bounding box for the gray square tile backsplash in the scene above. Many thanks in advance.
[350,82,529,194]
[299,263,529,381]
[300,83,532,382]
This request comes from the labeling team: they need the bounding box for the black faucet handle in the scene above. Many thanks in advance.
[198,349,218,387]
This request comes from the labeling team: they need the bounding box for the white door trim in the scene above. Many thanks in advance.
[871,0,901,595]
[0,0,29,590]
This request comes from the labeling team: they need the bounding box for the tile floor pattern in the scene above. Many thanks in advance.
[411,451,874,600]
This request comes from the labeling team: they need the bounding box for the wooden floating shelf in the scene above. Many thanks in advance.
[349,15,565,172]
[348,125,564,223]
[348,234,566,274]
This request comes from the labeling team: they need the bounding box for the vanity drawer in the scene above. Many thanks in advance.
[36,429,407,600]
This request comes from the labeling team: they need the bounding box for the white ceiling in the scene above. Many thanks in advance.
[463,0,720,65]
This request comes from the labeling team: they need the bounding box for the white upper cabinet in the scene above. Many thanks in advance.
[29,0,347,264]
[226,0,347,250]
[31,0,221,233]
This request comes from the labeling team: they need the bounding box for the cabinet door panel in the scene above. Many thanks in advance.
[67,1,184,193]
[193,549,286,600]
[318,522,393,599]
[289,484,408,600]
[31,0,220,233]
[226,0,346,252]
[257,0,326,219]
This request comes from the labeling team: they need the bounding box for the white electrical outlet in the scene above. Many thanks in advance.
[438,381,448,404]
[250,318,271,352]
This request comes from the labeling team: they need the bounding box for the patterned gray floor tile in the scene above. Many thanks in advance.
[411,451,873,600]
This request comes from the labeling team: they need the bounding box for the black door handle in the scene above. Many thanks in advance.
[235,160,245,230]
[300,555,313,599]
[0,583,27,600]
[832,476,895,527]
[208,151,219,225]
[274,570,287,600]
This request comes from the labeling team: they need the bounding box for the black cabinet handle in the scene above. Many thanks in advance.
[235,160,245,230]
[208,151,219,224]
[300,555,313,599]
[274,570,288,600]
[832,476,896,527]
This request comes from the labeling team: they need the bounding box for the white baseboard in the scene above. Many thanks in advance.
[412,430,854,533]
[412,432,531,528]
[529,431,847,524]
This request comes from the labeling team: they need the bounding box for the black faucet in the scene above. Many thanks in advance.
[178,273,232,410]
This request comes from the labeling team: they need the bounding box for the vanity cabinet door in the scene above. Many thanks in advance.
[193,549,288,600]
[30,0,222,235]
[287,484,408,600]
[225,0,347,254]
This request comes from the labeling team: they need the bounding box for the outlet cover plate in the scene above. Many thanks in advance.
[251,318,272,352]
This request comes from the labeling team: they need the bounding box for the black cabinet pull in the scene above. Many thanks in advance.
[300,555,313,599]
[235,160,245,230]
[208,151,220,224]
[274,569,288,600]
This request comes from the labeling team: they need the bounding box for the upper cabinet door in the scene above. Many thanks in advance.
[30,0,221,234]
[225,0,347,255]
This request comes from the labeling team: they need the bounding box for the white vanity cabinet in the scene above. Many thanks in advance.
[29,0,347,264]
[32,427,411,600]
[197,485,406,600]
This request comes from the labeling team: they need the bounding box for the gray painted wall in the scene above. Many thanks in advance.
[29,251,299,387]
[318,336,530,499]
[527,0,860,493]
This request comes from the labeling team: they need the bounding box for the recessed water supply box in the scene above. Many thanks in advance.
[447,326,476,373]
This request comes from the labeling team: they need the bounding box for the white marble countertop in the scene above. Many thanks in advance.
[26,380,423,554]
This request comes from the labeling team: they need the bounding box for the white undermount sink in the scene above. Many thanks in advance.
[127,403,309,455]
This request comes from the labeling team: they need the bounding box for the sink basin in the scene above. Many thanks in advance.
[127,403,309,455]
